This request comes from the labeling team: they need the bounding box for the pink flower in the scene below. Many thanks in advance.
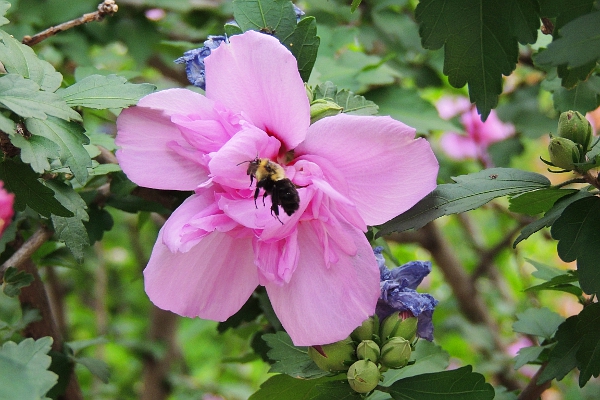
[0,181,14,237]
[436,96,515,167]
[115,31,439,345]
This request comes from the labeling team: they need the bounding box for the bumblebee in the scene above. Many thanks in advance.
[242,157,300,223]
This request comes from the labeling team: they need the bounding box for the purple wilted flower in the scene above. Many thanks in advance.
[374,247,438,341]
[175,35,228,90]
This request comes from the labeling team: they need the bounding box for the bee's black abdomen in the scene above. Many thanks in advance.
[276,179,300,216]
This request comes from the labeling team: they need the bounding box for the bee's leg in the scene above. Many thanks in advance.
[253,188,260,209]
[262,191,268,207]
[270,190,284,225]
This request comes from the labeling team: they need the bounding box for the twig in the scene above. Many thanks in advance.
[517,362,551,400]
[471,223,527,280]
[22,1,118,46]
[0,226,53,278]
[19,260,84,400]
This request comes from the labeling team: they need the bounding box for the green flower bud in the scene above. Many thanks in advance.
[347,360,380,394]
[310,99,343,123]
[305,84,314,102]
[380,337,412,369]
[380,312,418,342]
[356,340,380,362]
[351,316,379,342]
[308,338,355,372]
[548,136,580,171]
[557,110,592,153]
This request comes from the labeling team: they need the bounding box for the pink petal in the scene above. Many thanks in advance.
[205,30,310,150]
[436,96,471,119]
[116,89,218,190]
[137,88,215,117]
[265,220,379,346]
[296,114,439,225]
[461,109,514,146]
[439,132,480,159]
[162,190,238,253]
[253,228,300,285]
[144,230,259,321]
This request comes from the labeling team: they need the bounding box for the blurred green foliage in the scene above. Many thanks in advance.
[0,0,599,398]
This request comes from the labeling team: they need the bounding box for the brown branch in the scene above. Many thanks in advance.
[517,362,551,400]
[471,223,527,280]
[22,1,118,46]
[0,226,53,277]
[19,261,84,400]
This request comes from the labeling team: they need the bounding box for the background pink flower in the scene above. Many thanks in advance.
[436,96,515,167]
[116,31,439,346]
[0,181,14,237]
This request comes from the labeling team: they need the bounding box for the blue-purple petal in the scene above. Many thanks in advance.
[375,247,438,341]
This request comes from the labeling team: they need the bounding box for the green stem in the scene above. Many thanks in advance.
[550,177,587,189]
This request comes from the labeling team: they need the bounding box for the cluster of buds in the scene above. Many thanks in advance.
[546,110,595,172]
[308,312,419,394]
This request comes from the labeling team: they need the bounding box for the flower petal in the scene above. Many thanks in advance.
[265,220,379,346]
[296,114,439,225]
[116,89,218,190]
[205,30,310,150]
[144,230,259,321]
[439,132,479,160]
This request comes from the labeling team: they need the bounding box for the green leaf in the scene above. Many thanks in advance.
[496,84,558,139]
[57,74,155,109]
[248,374,353,400]
[576,302,600,386]
[536,11,600,69]
[233,0,297,40]
[26,117,91,185]
[378,168,550,235]
[0,2,10,26]
[225,22,244,36]
[66,337,108,354]
[0,159,73,217]
[46,181,90,263]
[0,75,80,122]
[552,75,600,114]
[507,0,540,45]
[415,0,521,119]
[552,196,600,295]
[263,331,329,379]
[525,273,583,297]
[84,205,114,244]
[2,266,34,297]
[545,0,596,88]
[514,345,552,369]
[73,357,110,384]
[367,86,461,133]
[382,341,449,382]
[350,0,362,12]
[9,133,59,173]
[509,188,578,216]
[313,82,378,115]
[387,365,494,400]
[284,16,320,82]
[513,308,565,340]
[514,189,593,247]
[0,337,58,400]
[0,31,62,92]
[539,316,581,383]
